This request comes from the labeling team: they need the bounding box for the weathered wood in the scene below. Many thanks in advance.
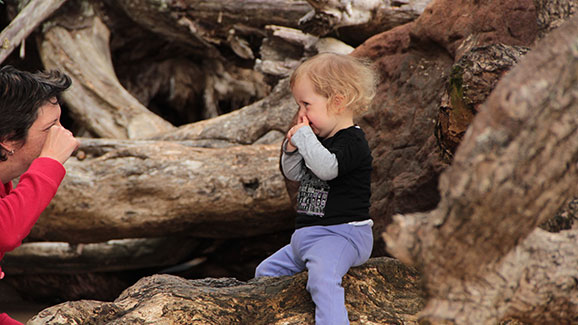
[0,0,67,64]
[256,25,355,78]
[149,78,296,143]
[534,0,578,38]
[39,3,175,139]
[28,257,426,324]
[540,197,578,232]
[148,27,356,143]
[30,143,293,243]
[384,13,578,324]
[300,0,431,41]
[436,44,530,159]
[2,237,201,274]
[111,0,312,59]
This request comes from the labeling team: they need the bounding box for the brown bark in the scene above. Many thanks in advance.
[384,13,578,324]
[436,44,530,159]
[534,0,578,38]
[28,257,426,325]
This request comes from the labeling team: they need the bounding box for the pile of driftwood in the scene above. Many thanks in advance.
[1,0,577,323]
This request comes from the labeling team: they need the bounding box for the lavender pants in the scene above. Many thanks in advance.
[255,223,373,325]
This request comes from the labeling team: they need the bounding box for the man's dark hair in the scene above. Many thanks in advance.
[0,65,71,161]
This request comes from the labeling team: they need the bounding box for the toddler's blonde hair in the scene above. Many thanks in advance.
[290,52,378,115]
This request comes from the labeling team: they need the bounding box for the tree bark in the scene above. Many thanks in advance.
[534,0,578,38]
[436,44,530,159]
[28,257,426,325]
[30,142,293,243]
[300,0,432,42]
[384,13,578,324]
[110,0,312,59]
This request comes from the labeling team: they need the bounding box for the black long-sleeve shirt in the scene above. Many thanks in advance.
[281,125,372,229]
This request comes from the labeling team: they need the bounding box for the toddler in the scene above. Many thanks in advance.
[255,52,377,324]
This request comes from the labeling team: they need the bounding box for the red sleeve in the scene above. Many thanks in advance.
[0,313,23,324]
[0,157,65,252]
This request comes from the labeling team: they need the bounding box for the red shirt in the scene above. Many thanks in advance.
[0,157,65,279]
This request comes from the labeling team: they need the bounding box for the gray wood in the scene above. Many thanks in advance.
[0,0,67,64]
[31,143,294,243]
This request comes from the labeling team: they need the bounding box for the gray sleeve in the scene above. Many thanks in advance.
[281,139,306,181]
[290,126,338,181]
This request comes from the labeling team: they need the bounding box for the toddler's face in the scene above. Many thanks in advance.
[292,76,337,139]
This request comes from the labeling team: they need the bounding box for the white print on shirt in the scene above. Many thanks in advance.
[297,172,329,217]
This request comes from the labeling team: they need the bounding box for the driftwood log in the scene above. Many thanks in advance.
[3,237,201,274]
[31,142,293,243]
[384,12,578,324]
[28,257,425,325]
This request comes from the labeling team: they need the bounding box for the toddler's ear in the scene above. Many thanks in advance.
[332,94,346,111]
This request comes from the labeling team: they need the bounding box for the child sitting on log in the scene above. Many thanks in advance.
[255,52,377,325]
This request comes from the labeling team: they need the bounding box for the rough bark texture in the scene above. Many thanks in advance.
[300,0,432,43]
[30,142,293,243]
[28,257,426,325]
[352,0,539,256]
[384,13,578,324]
[534,0,578,38]
[436,44,530,159]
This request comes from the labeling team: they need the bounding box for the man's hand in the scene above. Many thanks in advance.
[286,115,310,152]
[39,125,80,164]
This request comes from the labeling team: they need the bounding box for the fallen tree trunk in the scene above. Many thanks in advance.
[384,13,578,324]
[111,0,312,59]
[28,257,426,324]
[30,143,293,243]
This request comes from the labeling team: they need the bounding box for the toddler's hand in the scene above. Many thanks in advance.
[40,125,80,164]
[286,115,310,152]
